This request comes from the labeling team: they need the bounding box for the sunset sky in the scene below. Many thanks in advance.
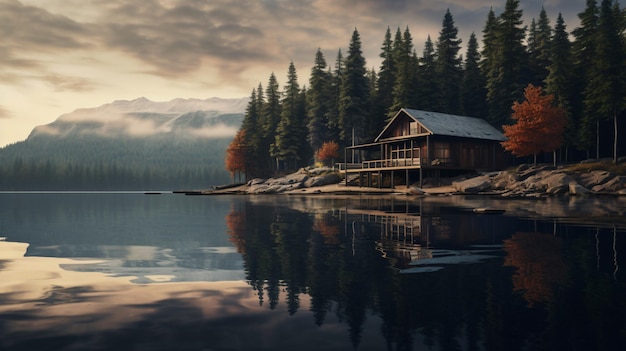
[0,0,597,146]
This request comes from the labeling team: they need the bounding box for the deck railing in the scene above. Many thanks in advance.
[338,158,423,171]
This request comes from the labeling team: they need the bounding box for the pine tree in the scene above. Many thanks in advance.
[365,67,383,141]
[376,27,397,119]
[461,32,487,118]
[258,73,281,175]
[480,8,498,102]
[485,0,528,127]
[435,9,463,114]
[583,0,626,163]
[272,62,305,171]
[296,88,311,165]
[390,27,414,114]
[240,88,261,175]
[572,0,600,155]
[527,7,553,87]
[545,13,575,160]
[338,29,370,146]
[418,35,437,111]
[325,49,343,145]
[307,49,332,153]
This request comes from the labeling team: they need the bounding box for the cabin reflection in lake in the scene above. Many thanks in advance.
[0,193,625,350]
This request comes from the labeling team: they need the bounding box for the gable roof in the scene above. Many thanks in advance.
[376,109,506,142]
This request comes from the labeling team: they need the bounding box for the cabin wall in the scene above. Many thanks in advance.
[353,137,508,172]
[389,137,506,170]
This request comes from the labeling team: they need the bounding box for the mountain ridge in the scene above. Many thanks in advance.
[0,97,248,190]
[29,96,249,140]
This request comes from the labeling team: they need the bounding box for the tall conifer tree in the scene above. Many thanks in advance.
[338,29,370,146]
[325,50,343,145]
[485,0,527,127]
[527,8,553,87]
[376,27,397,119]
[390,27,414,114]
[240,88,260,175]
[584,0,626,162]
[259,73,281,175]
[307,49,332,153]
[545,13,575,159]
[418,35,437,111]
[461,32,487,118]
[573,0,600,156]
[435,9,463,114]
[272,62,306,170]
[365,67,384,141]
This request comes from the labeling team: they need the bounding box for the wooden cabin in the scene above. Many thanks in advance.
[340,109,508,188]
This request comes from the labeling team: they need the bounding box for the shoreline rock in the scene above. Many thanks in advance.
[454,164,626,197]
[195,163,626,197]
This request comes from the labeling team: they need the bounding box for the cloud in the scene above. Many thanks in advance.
[0,106,12,119]
[0,0,91,52]
[41,73,98,92]
[4,0,596,90]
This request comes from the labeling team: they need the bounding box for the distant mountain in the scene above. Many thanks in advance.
[28,97,248,140]
[0,97,248,190]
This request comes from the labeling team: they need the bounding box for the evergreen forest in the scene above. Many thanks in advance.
[0,134,234,191]
[227,0,626,180]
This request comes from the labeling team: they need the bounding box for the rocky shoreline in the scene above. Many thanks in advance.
[452,163,626,197]
[199,163,626,197]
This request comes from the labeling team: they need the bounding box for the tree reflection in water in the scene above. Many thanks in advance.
[226,196,626,350]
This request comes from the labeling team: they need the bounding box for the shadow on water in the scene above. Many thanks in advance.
[0,193,625,350]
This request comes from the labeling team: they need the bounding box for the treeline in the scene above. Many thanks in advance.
[0,136,232,190]
[0,160,227,190]
[227,0,626,179]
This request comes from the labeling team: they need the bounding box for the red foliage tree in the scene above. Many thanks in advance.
[315,141,340,166]
[225,129,249,182]
[502,84,567,164]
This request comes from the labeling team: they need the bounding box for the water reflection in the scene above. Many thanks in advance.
[0,193,625,350]
[227,196,626,350]
[0,192,245,283]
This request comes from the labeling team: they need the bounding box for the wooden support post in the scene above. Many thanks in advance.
[406,168,409,186]
[344,147,348,186]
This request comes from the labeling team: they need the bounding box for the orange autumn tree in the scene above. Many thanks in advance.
[502,84,567,165]
[225,129,249,182]
[315,141,339,167]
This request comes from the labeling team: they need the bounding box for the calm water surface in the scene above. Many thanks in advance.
[1,192,625,350]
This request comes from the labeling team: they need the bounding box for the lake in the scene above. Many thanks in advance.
[1,192,625,350]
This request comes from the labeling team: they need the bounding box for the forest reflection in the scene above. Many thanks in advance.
[226,196,626,350]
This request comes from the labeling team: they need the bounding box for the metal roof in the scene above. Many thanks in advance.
[376,109,506,142]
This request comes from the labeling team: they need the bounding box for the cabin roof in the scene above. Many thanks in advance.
[376,109,506,142]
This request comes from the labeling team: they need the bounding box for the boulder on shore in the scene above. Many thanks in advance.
[569,182,592,195]
[455,164,625,197]
[212,168,344,194]
[452,176,491,193]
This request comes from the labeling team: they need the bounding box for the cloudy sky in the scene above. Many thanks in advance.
[0,0,598,146]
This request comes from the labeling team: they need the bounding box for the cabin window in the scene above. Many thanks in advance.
[410,122,418,135]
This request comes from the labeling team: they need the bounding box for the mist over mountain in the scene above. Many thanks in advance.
[0,97,248,190]
[28,97,247,140]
